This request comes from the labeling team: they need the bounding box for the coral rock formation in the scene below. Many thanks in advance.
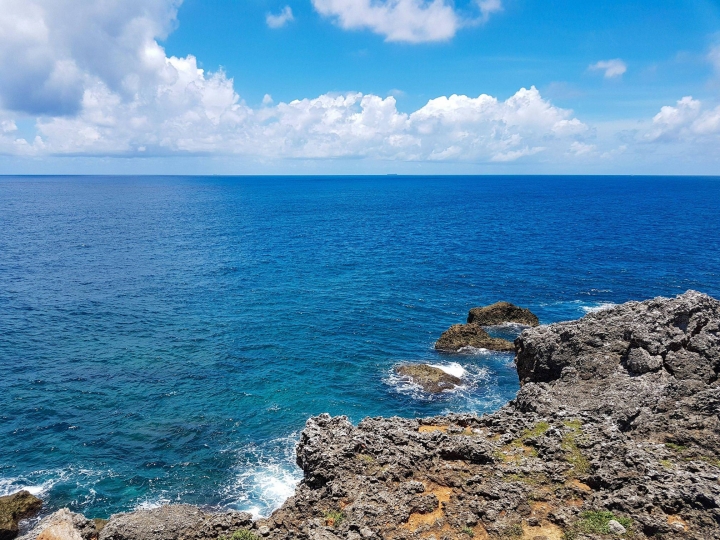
[394,365,462,393]
[0,491,42,540]
[467,302,540,327]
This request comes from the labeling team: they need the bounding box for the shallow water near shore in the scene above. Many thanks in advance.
[1,175,719,519]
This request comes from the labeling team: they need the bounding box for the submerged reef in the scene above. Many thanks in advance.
[15,291,720,539]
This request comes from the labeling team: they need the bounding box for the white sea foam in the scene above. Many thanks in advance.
[581,302,617,314]
[136,497,172,511]
[455,346,492,355]
[0,476,57,498]
[428,362,466,378]
[484,322,530,330]
[220,434,302,518]
[386,362,492,404]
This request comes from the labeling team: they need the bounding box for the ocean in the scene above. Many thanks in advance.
[1,175,719,520]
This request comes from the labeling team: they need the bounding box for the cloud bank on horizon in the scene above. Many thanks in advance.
[0,0,718,173]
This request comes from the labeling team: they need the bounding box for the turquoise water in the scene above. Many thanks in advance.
[1,175,719,519]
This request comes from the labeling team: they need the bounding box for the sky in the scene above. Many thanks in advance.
[0,0,719,175]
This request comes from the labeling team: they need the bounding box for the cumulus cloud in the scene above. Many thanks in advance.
[1,0,717,171]
[311,0,502,43]
[266,6,294,29]
[2,81,592,163]
[0,0,181,116]
[589,59,627,79]
[0,0,589,161]
[311,0,459,42]
[644,96,720,142]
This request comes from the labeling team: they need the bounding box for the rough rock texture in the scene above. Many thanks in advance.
[434,324,514,352]
[99,506,252,540]
[256,291,720,540]
[0,491,43,540]
[16,509,96,540]
[467,302,540,327]
[395,365,462,393]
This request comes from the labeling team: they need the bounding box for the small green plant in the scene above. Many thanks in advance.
[665,442,689,453]
[562,420,590,476]
[522,421,551,439]
[500,522,523,538]
[503,472,547,486]
[219,530,259,540]
[356,453,375,463]
[324,510,345,528]
[563,419,583,430]
[461,525,475,537]
[576,511,631,534]
[696,455,720,468]
[660,459,675,469]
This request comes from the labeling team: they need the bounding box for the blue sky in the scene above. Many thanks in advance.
[0,0,719,174]
[166,0,719,117]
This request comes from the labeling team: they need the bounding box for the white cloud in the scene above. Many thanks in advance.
[0,0,182,115]
[646,96,702,141]
[1,81,592,163]
[266,6,295,29]
[0,1,587,161]
[311,0,500,43]
[477,0,502,23]
[569,141,595,155]
[312,0,458,43]
[589,59,627,79]
[1,0,718,173]
[639,95,720,148]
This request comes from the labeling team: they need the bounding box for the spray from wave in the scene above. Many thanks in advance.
[219,434,302,518]
[581,302,617,314]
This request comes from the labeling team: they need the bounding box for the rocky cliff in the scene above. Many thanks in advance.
[17,291,720,540]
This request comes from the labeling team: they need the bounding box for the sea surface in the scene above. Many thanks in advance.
[1,175,719,520]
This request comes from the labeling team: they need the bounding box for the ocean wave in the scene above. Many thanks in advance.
[220,434,301,518]
[0,477,53,498]
[536,299,618,321]
[427,362,466,378]
[135,496,173,511]
[581,302,617,314]
[385,362,491,403]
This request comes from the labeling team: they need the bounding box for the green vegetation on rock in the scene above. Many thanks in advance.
[665,442,689,453]
[520,421,550,440]
[562,420,590,476]
[499,522,524,538]
[563,510,632,538]
[219,529,259,540]
[324,510,345,528]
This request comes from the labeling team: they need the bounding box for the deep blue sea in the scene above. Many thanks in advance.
[1,175,719,520]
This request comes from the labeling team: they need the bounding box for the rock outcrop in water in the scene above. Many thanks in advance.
[395,365,462,393]
[435,301,538,352]
[16,291,720,540]
[434,324,514,352]
[467,302,539,327]
[0,491,42,540]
